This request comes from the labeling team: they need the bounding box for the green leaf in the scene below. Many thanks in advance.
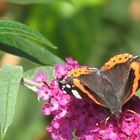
[24,66,55,82]
[0,34,64,65]
[3,86,47,140]
[0,20,64,65]
[3,0,70,4]
[0,65,23,140]
[0,20,56,49]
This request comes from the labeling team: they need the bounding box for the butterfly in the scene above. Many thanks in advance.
[58,53,140,118]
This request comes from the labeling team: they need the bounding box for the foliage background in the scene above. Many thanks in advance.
[0,0,140,139]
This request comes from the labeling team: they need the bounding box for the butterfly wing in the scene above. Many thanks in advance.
[73,71,112,107]
[101,54,140,106]
[123,56,140,104]
[77,71,125,113]
[59,67,122,112]
[58,68,111,107]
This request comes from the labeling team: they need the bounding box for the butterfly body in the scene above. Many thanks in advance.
[58,53,140,118]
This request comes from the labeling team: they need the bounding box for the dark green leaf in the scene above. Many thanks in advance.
[0,35,64,65]
[0,20,56,49]
[0,65,23,140]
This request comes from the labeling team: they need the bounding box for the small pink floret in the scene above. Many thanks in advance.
[34,71,47,83]
[55,64,68,78]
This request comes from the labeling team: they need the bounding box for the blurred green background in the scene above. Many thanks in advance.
[0,0,140,139]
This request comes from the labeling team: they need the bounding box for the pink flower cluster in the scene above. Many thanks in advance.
[34,57,140,140]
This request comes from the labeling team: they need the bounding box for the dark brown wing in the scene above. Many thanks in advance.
[123,56,140,104]
[73,71,112,107]
[101,55,140,106]
[77,71,123,113]
[58,68,113,107]
[101,61,131,103]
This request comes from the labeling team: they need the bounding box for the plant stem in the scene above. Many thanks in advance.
[21,78,42,92]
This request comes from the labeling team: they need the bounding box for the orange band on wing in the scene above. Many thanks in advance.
[126,62,140,103]
[102,53,133,70]
[73,79,106,107]
[68,68,92,77]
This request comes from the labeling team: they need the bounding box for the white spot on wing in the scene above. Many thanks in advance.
[66,84,71,88]
[63,90,66,94]
[62,85,65,88]
[72,90,82,99]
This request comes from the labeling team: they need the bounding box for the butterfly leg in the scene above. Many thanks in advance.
[98,115,111,126]
[126,109,139,116]
[104,116,111,125]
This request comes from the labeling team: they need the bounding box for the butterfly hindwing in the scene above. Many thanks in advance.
[77,71,124,113]
[102,55,140,106]
[123,57,140,104]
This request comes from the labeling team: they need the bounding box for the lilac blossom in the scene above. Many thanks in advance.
[34,57,140,140]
